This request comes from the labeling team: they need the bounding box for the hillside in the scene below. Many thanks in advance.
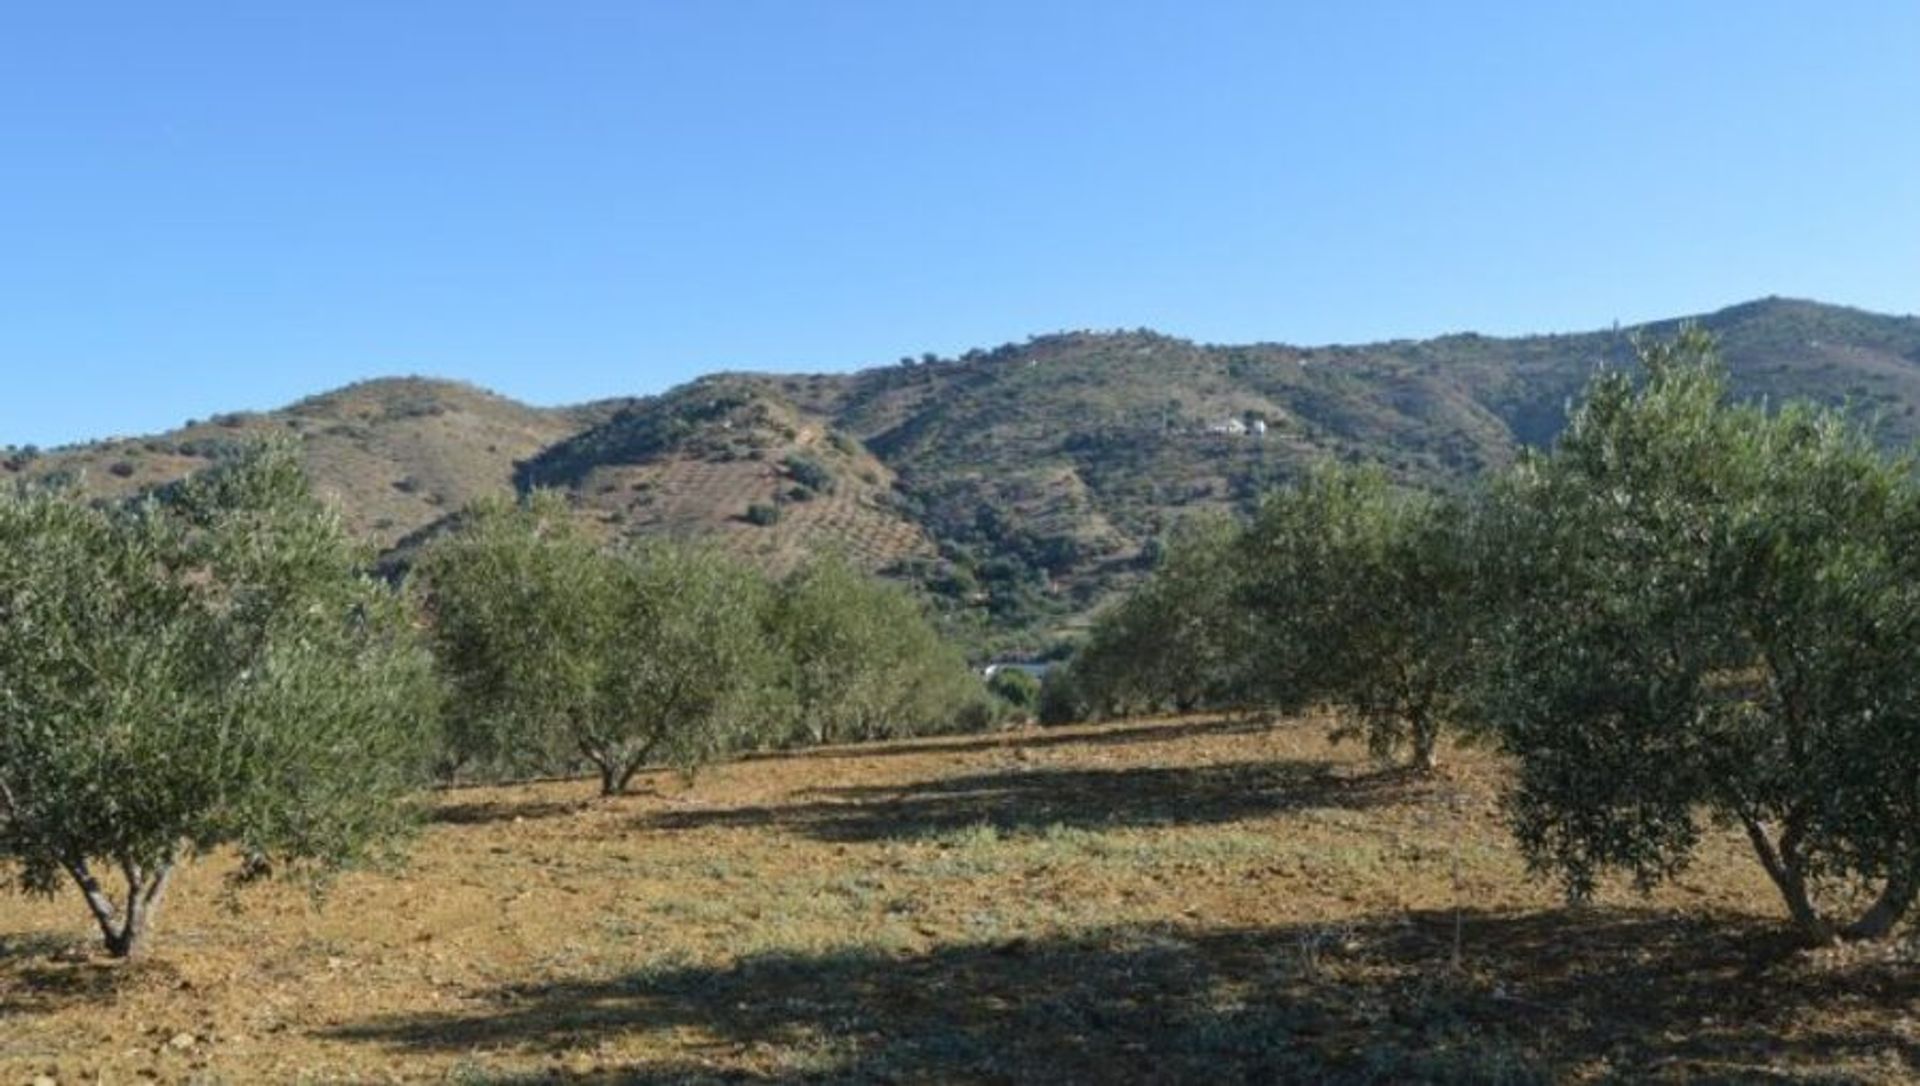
[4,378,612,550]
[517,378,937,573]
[3,714,1911,1083]
[10,297,1920,649]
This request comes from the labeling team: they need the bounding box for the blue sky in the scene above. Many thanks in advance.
[4,2,1917,447]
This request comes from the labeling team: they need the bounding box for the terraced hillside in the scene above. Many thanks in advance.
[11,297,1920,648]
[751,298,1920,645]
[519,379,937,573]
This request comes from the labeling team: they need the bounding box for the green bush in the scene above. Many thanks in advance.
[1037,665,1087,725]
[783,453,835,494]
[1074,514,1249,719]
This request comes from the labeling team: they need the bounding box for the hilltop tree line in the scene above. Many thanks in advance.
[0,451,993,957]
[1053,329,1920,947]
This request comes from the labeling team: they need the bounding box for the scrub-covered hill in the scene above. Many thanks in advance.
[13,297,1919,650]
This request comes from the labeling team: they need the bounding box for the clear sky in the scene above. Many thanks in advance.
[4,2,1917,447]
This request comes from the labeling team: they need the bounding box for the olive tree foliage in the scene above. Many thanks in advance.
[1478,328,1920,944]
[0,444,438,958]
[765,555,984,745]
[1236,465,1477,771]
[617,539,780,779]
[414,495,776,795]
[1071,515,1251,718]
[987,668,1041,713]
[412,494,619,783]
[1036,663,1088,726]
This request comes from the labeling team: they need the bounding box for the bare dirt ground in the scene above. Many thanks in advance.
[3,715,1917,1083]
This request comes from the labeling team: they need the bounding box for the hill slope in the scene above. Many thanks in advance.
[6,377,610,549]
[518,377,937,572]
[12,297,1920,648]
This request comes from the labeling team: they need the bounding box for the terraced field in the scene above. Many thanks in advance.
[575,452,935,574]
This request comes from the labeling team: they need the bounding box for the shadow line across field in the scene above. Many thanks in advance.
[329,907,1920,1083]
[426,717,1284,828]
[633,757,1432,843]
[767,715,1277,763]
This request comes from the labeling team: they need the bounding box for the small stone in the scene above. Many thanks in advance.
[33,1074,57,1086]
[168,1032,197,1050]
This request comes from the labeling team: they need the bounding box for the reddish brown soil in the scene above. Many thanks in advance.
[3,716,1915,1083]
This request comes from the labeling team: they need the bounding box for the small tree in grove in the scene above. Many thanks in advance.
[411,493,620,783]
[1479,329,1920,944]
[1072,514,1250,718]
[1237,464,1477,771]
[614,540,778,784]
[765,555,983,745]
[415,496,776,794]
[0,445,438,957]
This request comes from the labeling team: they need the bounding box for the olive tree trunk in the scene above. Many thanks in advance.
[1406,706,1441,774]
[65,854,174,959]
[582,738,653,797]
[1841,875,1917,942]
[1410,722,1440,773]
[1741,814,1915,946]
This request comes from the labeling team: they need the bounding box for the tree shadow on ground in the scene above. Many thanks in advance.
[0,933,176,1014]
[429,796,594,827]
[634,758,1429,843]
[329,907,1920,1083]
[765,715,1277,764]
[0,931,79,963]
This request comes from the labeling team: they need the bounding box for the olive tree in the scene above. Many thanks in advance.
[411,493,621,783]
[765,555,983,745]
[0,445,438,958]
[1479,328,1920,944]
[1073,514,1250,718]
[615,539,779,780]
[1237,464,1477,771]
[415,496,776,794]
[1036,662,1088,726]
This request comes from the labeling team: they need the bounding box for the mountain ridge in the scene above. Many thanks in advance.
[11,297,1920,651]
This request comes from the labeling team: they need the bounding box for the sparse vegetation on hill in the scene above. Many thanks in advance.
[16,298,1920,654]
[6,377,592,550]
[517,379,939,581]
